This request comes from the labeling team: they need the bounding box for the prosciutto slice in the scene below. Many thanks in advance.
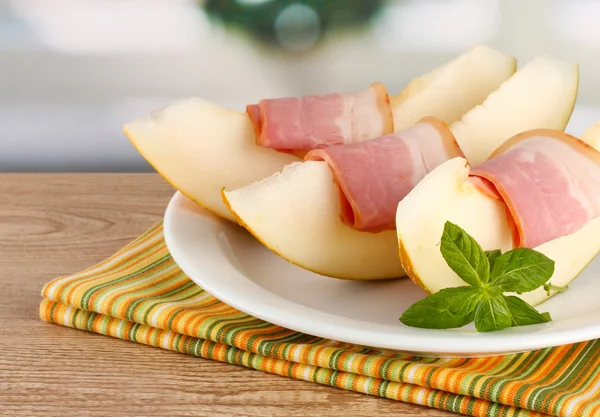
[247,82,394,151]
[470,129,600,248]
[305,117,463,232]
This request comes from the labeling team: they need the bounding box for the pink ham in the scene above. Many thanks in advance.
[470,129,600,248]
[247,82,394,152]
[305,117,464,232]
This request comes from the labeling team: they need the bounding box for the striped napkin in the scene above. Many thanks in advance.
[39,222,600,417]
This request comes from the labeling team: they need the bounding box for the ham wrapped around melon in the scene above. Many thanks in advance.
[305,117,464,232]
[247,82,394,152]
[470,130,600,248]
[222,117,464,279]
[395,128,600,305]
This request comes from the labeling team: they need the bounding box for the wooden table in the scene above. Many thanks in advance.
[0,174,454,417]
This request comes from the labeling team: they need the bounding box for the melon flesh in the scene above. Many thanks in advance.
[451,55,579,165]
[391,44,516,131]
[222,161,404,280]
[124,98,300,222]
[395,157,600,306]
[581,123,600,151]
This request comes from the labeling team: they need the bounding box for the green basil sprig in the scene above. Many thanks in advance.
[399,221,563,332]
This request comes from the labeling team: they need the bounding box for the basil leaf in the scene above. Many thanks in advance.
[399,222,559,333]
[474,295,513,332]
[399,287,482,329]
[440,221,490,287]
[485,249,502,271]
[490,248,555,293]
[504,295,551,326]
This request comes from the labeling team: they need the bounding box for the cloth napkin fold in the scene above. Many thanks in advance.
[40,223,600,417]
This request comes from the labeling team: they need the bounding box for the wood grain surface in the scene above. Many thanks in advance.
[0,174,456,417]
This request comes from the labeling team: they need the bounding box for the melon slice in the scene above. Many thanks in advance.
[222,161,403,280]
[124,98,300,222]
[395,157,600,306]
[391,44,516,131]
[450,55,579,165]
[581,123,600,151]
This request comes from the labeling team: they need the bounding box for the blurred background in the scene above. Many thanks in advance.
[1,0,600,172]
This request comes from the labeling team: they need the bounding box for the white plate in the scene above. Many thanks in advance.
[164,191,600,358]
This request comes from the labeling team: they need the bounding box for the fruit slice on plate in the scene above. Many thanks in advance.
[222,117,463,280]
[391,44,517,131]
[123,98,300,222]
[451,55,579,165]
[396,130,600,306]
[396,158,514,290]
[222,161,401,280]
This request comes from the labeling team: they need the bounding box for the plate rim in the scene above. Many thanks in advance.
[163,191,600,357]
